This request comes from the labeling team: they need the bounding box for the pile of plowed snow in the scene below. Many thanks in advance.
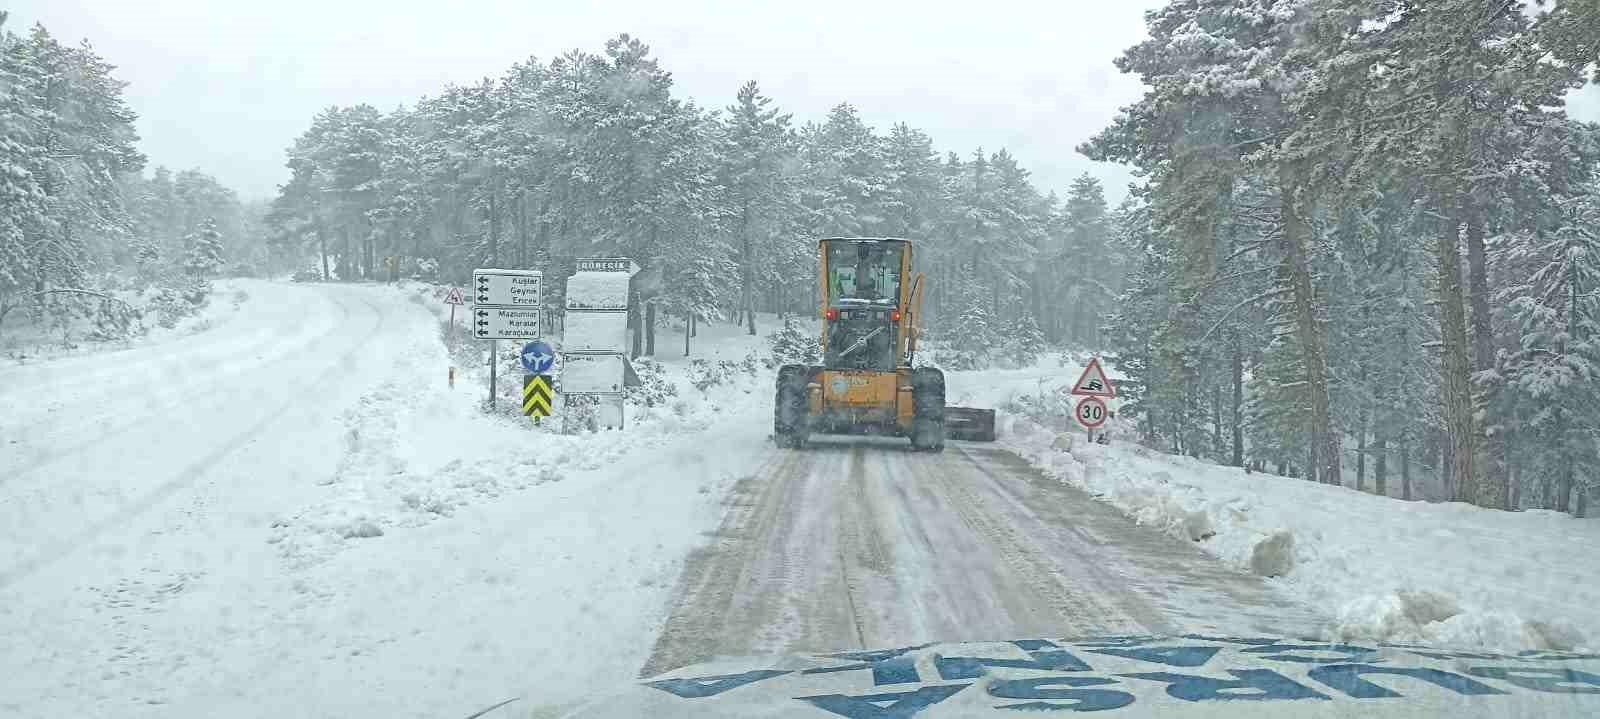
[1001,414,1599,653]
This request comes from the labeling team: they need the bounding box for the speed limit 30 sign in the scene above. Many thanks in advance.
[1075,396,1109,428]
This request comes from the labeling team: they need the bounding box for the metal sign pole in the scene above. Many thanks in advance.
[487,339,497,410]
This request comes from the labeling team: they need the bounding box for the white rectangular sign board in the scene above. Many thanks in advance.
[473,306,542,340]
[473,269,542,307]
[575,258,640,275]
[566,272,631,311]
[564,310,628,353]
[562,353,626,393]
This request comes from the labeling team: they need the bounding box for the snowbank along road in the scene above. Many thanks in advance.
[0,281,435,713]
[643,435,1324,678]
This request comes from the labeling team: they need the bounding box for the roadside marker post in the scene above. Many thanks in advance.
[523,374,554,419]
[519,341,558,424]
[441,288,467,391]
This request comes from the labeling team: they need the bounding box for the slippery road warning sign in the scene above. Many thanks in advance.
[1071,356,1117,398]
[443,287,466,305]
[523,374,553,418]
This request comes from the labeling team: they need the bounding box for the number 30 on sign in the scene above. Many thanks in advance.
[1076,396,1108,428]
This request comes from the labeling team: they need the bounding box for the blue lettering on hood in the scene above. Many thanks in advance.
[646,669,790,699]
[798,683,971,718]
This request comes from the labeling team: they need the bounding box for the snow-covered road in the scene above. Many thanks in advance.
[0,282,432,710]
[643,436,1323,678]
[1,281,398,585]
[0,281,755,717]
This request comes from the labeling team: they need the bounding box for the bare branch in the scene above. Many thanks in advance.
[32,288,136,309]
[1199,286,1295,345]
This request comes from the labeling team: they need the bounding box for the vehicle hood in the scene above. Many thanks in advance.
[514,635,1600,718]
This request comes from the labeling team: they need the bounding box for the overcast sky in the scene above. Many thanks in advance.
[8,0,1599,205]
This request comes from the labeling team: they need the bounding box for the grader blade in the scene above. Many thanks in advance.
[944,406,996,442]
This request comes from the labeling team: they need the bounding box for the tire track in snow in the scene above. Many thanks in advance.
[958,444,1325,637]
[0,293,349,485]
[643,437,1326,677]
[640,449,801,677]
[0,287,390,590]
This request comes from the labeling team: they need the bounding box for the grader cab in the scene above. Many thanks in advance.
[773,238,997,451]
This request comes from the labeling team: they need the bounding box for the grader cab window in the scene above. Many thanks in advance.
[827,242,903,306]
[823,241,904,371]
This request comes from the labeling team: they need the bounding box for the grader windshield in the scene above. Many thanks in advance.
[822,239,907,372]
[826,241,903,305]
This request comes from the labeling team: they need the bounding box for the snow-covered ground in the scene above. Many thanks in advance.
[6,282,1594,719]
[0,280,778,718]
[964,359,1600,654]
[0,279,253,363]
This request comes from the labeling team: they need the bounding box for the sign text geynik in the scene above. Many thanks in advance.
[473,269,543,307]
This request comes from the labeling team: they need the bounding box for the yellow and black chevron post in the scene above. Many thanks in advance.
[522,374,553,419]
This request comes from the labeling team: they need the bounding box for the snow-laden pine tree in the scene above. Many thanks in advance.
[879,123,939,242]
[799,104,888,238]
[1102,197,1169,445]
[1054,175,1115,346]
[725,80,795,336]
[767,315,819,368]
[185,217,224,278]
[1000,314,1047,368]
[1491,187,1600,514]
[1085,0,1338,473]
[0,13,49,337]
[25,28,144,287]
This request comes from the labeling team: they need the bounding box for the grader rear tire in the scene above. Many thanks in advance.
[774,365,811,448]
[910,367,945,452]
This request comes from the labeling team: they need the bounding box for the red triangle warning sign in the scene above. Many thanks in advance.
[443,287,466,305]
[1071,356,1117,398]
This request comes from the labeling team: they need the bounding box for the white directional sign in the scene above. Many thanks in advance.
[566,271,630,311]
[564,311,629,353]
[562,353,626,393]
[472,306,542,340]
[473,269,543,307]
[575,258,641,275]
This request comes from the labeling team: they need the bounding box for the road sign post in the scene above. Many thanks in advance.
[562,258,636,433]
[472,269,543,412]
[523,374,553,420]
[1075,396,1108,443]
[444,287,466,335]
[1075,396,1108,428]
[1070,356,1117,398]
[520,340,556,375]
[1070,357,1117,442]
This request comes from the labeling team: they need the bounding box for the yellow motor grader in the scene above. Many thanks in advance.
[773,237,997,451]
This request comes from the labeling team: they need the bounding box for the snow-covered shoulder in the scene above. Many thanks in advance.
[1000,412,1600,653]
